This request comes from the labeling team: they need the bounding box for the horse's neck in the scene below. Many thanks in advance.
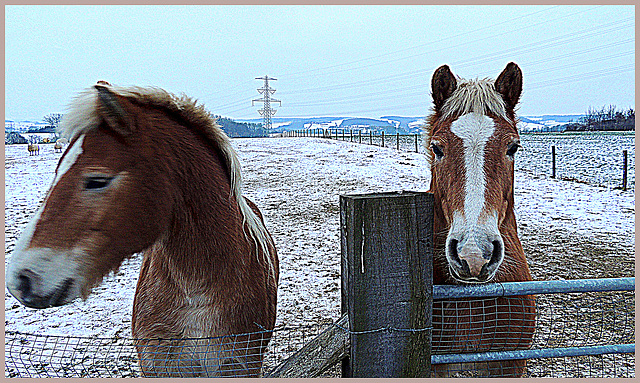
[157,135,251,283]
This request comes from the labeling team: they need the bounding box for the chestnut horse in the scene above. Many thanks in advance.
[6,83,279,377]
[426,63,536,377]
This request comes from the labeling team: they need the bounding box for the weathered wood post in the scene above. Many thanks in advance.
[381,131,385,147]
[551,145,556,178]
[340,191,433,378]
[369,131,373,145]
[622,149,628,191]
[359,130,362,144]
[414,134,419,153]
[397,133,400,151]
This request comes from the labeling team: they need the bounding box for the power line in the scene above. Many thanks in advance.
[274,5,610,81]
[272,5,566,79]
[214,11,633,119]
[275,18,633,98]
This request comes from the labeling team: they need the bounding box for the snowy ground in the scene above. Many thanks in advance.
[4,138,636,375]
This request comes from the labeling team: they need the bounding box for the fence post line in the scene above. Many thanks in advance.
[340,191,434,378]
[622,150,628,191]
[551,145,556,178]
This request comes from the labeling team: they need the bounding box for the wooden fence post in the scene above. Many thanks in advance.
[382,131,385,147]
[414,134,418,153]
[551,145,556,178]
[622,150,628,191]
[396,133,400,151]
[340,191,433,378]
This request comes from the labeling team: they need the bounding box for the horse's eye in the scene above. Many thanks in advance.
[507,143,520,157]
[430,143,444,159]
[84,176,113,190]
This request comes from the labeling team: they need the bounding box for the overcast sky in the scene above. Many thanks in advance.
[5,5,635,121]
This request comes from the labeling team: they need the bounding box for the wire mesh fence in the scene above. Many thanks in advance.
[6,288,633,378]
[5,322,331,378]
[430,289,634,378]
[291,128,636,192]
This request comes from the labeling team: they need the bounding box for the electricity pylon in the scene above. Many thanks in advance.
[252,76,281,135]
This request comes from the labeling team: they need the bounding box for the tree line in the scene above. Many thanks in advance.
[6,112,267,145]
[563,106,635,132]
[212,115,267,137]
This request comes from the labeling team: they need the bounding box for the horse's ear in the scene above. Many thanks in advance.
[495,62,522,111]
[431,64,457,112]
[95,84,136,138]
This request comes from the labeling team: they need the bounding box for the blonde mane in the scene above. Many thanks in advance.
[440,77,507,120]
[58,85,274,272]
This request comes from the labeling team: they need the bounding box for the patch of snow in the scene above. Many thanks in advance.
[4,137,635,338]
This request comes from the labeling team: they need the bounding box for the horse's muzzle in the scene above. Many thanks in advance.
[447,239,503,283]
[8,270,74,309]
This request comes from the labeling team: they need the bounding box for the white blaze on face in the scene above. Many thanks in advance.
[450,113,495,225]
[447,112,503,267]
[6,134,86,305]
[52,134,85,186]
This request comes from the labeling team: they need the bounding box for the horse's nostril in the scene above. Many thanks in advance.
[490,240,503,265]
[17,275,31,296]
[448,239,460,262]
[17,271,34,297]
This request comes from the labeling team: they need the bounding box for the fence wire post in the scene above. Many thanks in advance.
[551,145,556,178]
[622,149,628,191]
[340,191,434,378]
[414,134,418,153]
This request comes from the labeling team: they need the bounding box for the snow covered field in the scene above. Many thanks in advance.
[4,137,635,372]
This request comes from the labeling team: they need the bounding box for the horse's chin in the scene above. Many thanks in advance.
[448,265,497,285]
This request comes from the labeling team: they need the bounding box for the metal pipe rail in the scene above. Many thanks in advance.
[432,344,635,364]
[432,277,635,299]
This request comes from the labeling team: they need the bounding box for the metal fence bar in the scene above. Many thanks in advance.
[432,344,635,365]
[433,277,634,299]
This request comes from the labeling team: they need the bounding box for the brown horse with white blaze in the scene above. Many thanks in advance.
[6,83,279,377]
[427,63,536,377]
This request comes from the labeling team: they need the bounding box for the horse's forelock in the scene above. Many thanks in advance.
[440,78,508,121]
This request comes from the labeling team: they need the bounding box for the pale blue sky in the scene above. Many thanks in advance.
[5,5,635,121]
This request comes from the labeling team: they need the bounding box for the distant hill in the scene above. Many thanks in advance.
[6,114,589,137]
[236,114,583,134]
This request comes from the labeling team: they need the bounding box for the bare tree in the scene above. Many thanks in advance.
[43,113,63,139]
[43,113,63,127]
